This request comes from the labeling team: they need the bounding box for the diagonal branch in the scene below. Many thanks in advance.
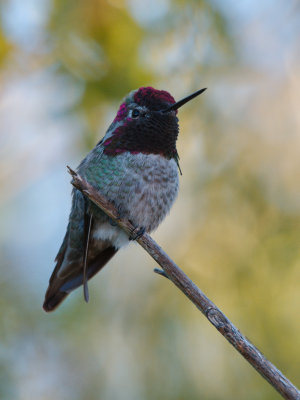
[68,166,300,400]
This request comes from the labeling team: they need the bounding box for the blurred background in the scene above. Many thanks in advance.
[0,0,300,399]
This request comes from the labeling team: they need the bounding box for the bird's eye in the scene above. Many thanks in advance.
[132,109,140,118]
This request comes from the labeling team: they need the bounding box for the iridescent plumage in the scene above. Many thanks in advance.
[43,86,205,312]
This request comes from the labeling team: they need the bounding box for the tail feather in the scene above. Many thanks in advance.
[43,246,118,312]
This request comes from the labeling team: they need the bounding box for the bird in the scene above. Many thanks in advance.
[43,86,206,312]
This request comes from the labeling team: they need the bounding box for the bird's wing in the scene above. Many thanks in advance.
[43,143,124,312]
[43,187,117,312]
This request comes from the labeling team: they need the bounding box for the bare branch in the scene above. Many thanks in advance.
[68,166,300,400]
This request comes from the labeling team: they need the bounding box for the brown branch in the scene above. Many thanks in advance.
[68,166,300,400]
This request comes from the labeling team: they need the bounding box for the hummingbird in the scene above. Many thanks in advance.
[43,86,206,312]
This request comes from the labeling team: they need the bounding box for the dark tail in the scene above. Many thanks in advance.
[43,246,118,312]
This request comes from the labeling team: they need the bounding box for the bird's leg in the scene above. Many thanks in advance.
[129,226,146,241]
[108,207,146,241]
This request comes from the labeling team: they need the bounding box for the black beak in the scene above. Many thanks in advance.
[162,88,207,113]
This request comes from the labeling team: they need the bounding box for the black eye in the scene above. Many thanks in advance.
[132,109,140,118]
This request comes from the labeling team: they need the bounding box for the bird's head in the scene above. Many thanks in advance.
[102,86,206,161]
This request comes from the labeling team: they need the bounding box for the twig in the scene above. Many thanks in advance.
[153,267,169,279]
[67,166,300,400]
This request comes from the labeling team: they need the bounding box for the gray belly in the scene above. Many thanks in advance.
[116,153,179,232]
[92,153,179,246]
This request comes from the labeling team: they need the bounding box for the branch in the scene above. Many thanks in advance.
[68,166,300,400]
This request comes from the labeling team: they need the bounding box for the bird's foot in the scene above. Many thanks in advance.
[129,226,146,241]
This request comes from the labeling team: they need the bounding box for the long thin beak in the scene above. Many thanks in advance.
[162,88,207,113]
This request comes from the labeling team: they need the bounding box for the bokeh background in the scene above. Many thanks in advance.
[1,0,300,399]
